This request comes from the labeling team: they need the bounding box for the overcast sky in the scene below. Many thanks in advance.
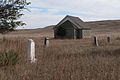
[19,0,120,29]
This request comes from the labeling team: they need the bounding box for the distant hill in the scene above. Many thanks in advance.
[43,25,55,29]
[43,20,120,30]
[86,20,120,30]
[9,20,120,34]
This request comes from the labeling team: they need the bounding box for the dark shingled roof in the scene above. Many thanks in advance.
[55,15,91,29]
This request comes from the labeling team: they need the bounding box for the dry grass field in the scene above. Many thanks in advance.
[0,20,120,80]
[0,37,120,80]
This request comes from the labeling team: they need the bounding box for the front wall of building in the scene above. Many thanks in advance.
[65,29,75,39]
[55,20,76,39]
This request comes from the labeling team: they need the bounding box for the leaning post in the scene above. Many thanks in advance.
[94,36,99,47]
[44,37,49,47]
[107,36,111,43]
[27,39,36,63]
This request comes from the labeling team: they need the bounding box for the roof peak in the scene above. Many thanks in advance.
[66,15,78,18]
[55,15,90,29]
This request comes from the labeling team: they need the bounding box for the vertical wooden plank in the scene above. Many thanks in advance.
[74,29,76,39]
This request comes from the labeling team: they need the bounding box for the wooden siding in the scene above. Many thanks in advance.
[55,20,75,39]
[82,30,91,38]
[77,29,82,39]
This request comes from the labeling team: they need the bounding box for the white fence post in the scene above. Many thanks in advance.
[94,36,99,47]
[28,39,36,63]
[44,37,49,47]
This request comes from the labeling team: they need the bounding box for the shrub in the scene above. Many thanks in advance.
[0,50,19,67]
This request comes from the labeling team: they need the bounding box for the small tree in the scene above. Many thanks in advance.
[0,0,30,33]
[57,25,66,37]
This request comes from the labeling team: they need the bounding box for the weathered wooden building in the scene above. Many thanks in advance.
[54,15,91,39]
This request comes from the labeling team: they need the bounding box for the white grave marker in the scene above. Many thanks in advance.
[28,39,36,63]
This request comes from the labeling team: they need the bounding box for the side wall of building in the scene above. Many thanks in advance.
[82,29,91,38]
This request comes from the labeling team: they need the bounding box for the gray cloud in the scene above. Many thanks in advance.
[19,0,120,29]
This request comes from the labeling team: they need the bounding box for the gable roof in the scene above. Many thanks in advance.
[55,15,90,29]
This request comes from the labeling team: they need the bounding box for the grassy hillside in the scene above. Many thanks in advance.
[0,26,54,38]
[86,20,120,30]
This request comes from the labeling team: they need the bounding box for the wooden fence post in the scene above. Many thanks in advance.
[28,39,36,63]
[94,36,99,47]
[44,37,49,47]
[107,36,111,43]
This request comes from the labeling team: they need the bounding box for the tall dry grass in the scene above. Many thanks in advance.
[0,37,120,80]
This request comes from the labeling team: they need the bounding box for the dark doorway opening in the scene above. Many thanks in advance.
[76,29,80,39]
[76,29,82,39]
